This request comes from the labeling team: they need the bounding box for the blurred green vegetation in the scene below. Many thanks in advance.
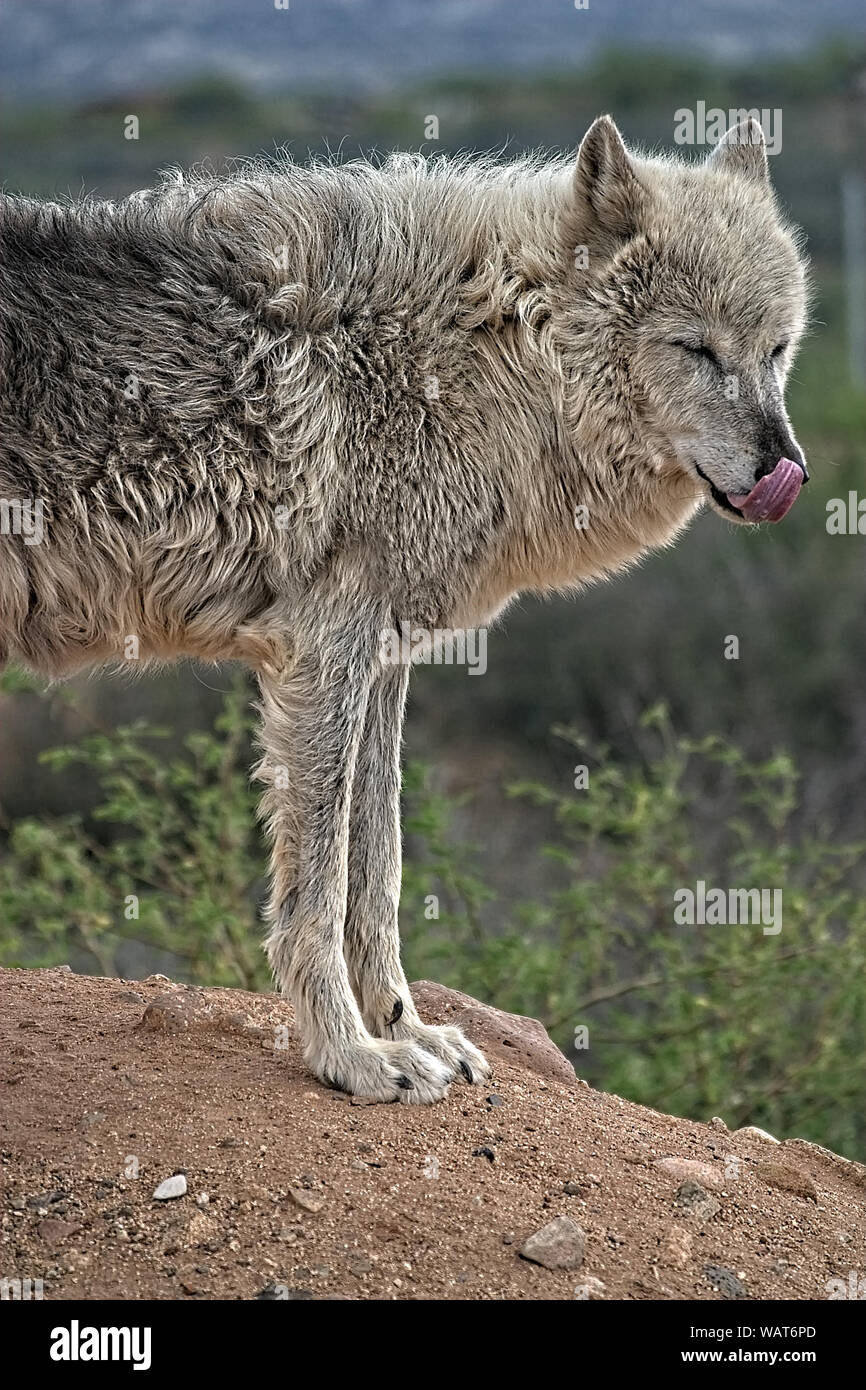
[0,676,265,988]
[2,679,864,1159]
[403,708,866,1160]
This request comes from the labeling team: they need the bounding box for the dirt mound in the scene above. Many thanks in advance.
[1,966,863,1301]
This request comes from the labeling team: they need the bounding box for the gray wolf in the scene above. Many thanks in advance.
[0,116,809,1100]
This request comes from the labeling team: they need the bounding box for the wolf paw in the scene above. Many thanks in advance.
[396,1022,490,1085]
[307,1036,454,1104]
[373,1002,490,1086]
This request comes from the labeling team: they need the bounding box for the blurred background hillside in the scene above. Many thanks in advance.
[2,0,865,1152]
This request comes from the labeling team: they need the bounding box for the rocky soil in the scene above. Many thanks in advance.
[1,966,864,1301]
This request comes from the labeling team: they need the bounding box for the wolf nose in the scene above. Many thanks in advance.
[755,450,808,486]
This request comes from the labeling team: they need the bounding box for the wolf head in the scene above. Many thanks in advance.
[565,114,809,525]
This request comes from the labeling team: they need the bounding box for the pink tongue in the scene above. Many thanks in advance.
[727,457,804,522]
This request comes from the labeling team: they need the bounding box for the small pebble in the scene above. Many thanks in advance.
[574,1275,606,1299]
[703,1263,747,1299]
[520,1215,586,1271]
[153,1174,187,1202]
[654,1157,726,1192]
[674,1180,721,1223]
[288,1187,324,1213]
[734,1125,779,1145]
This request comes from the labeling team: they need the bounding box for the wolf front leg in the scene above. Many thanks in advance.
[343,659,490,1085]
[258,605,455,1103]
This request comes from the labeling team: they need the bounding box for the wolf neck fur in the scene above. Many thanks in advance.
[439,164,701,598]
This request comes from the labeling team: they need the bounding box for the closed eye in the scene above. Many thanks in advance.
[669,340,722,370]
[771,341,789,359]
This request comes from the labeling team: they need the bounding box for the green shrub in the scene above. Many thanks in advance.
[0,674,266,990]
[403,705,866,1158]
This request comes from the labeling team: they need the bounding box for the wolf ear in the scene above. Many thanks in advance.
[707,119,769,185]
[570,115,643,257]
